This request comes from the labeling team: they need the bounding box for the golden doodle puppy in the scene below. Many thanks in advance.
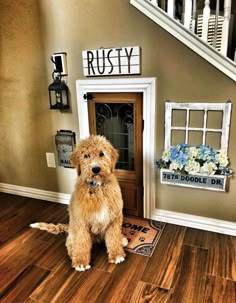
[31,135,128,271]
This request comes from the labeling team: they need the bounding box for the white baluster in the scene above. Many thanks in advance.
[191,0,197,32]
[148,0,158,7]
[167,0,175,18]
[160,0,166,11]
[213,0,220,49]
[221,0,232,56]
[184,0,193,30]
[202,0,210,42]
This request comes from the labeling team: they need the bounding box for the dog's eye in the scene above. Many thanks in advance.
[99,151,104,157]
[84,154,90,159]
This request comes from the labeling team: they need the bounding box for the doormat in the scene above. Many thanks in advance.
[122,216,166,257]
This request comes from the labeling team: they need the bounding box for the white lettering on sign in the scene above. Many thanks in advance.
[160,169,227,192]
[82,46,141,76]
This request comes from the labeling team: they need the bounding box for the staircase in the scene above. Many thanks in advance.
[130,0,236,81]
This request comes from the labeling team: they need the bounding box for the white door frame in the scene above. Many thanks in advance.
[76,77,156,218]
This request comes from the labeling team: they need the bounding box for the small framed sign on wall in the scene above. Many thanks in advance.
[82,46,141,76]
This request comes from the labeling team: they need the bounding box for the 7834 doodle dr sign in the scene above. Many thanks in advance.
[160,169,227,191]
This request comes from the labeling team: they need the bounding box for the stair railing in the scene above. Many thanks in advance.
[153,0,232,57]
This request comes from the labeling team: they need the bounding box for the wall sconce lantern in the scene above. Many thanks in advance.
[48,52,69,110]
[48,75,69,110]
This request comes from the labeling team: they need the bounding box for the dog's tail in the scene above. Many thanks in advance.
[30,222,68,234]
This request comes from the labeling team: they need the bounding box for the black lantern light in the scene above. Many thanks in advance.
[48,73,69,110]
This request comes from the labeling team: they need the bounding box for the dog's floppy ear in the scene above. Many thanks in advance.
[70,150,81,175]
[110,146,119,172]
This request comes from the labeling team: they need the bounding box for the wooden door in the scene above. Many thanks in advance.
[87,92,143,217]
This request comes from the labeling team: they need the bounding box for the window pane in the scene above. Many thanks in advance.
[188,131,203,145]
[207,111,223,129]
[189,110,204,128]
[172,110,186,127]
[95,103,134,170]
[206,132,221,150]
[171,130,186,145]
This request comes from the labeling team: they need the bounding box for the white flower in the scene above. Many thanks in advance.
[162,149,171,162]
[157,144,233,176]
[184,159,200,175]
[215,152,228,167]
[169,160,183,171]
[188,147,198,159]
[200,161,217,175]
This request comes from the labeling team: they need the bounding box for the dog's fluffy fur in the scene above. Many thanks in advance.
[30,135,127,271]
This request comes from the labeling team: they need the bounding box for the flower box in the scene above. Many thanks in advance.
[160,168,227,191]
[156,144,233,192]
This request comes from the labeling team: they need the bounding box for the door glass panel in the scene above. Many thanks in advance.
[95,102,134,170]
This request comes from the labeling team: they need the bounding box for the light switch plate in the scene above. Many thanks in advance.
[46,152,56,168]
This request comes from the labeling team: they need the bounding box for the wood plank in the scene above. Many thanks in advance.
[141,224,186,289]
[24,299,39,303]
[0,198,26,221]
[169,245,208,302]
[183,227,211,249]
[0,194,68,244]
[51,268,111,303]
[95,252,149,303]
[129,282,170,303]
[0,206,67,248]
[204,275,236,303]
[207,232,236,280]
[0,200,48,243]
[30,259,75,302]
[0,193,26,206]
[0,228,46,265]
[35,235,68,270]
[231,235,236,280]
[0,265,49,303]
[0,231,51,296]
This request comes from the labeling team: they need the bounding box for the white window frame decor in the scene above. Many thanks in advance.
[159,101,232,191]
[164,101,232,152]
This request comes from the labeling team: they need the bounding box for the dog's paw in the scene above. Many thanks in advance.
[109,255,125,264]
[121,237,128,247]
[74,264,91,272]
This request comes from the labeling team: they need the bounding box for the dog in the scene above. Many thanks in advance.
[30,135,128,271]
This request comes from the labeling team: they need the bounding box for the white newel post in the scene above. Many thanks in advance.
[221,0,232,56]
[167,0,175,18]
[202,0,210,42]
[183,0,193,30]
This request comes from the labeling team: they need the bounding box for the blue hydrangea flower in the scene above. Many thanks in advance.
[156,143,233,176]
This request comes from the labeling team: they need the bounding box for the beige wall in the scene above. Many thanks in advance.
[0,0,235,222]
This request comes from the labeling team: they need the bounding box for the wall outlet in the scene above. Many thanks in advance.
[46,152,56,168]
[51,52,68,76]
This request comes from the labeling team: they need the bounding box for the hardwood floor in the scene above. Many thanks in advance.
[0,192,235,303]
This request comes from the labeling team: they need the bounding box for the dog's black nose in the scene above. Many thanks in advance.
[92,166,101,174]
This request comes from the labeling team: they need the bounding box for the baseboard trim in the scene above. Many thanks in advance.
[0,183,70,205]
[153,209,236,236]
